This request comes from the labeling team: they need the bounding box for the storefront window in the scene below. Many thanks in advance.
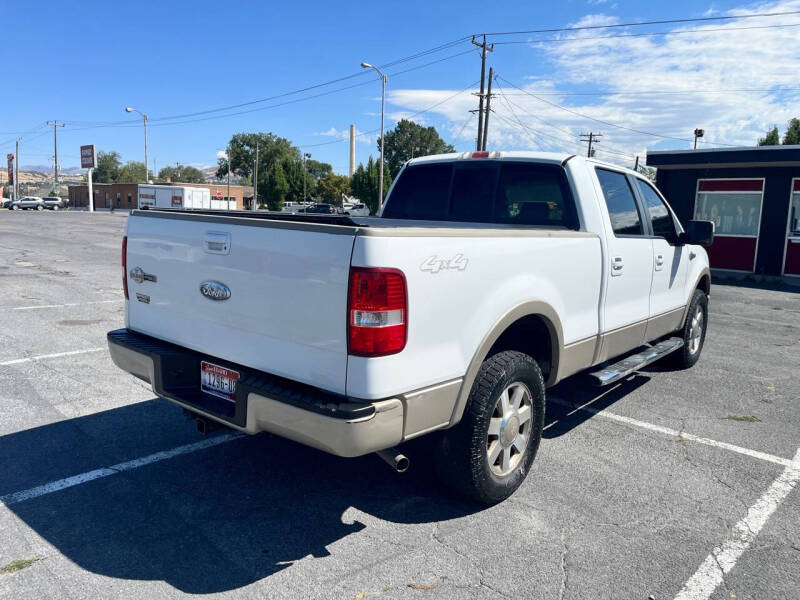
[695,180,763,237]
[789,189,800,237]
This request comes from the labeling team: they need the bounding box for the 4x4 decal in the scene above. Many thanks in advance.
[420,254,468,273]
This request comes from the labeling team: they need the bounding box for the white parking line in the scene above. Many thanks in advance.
[9,299,123,311]
[0,432,244,507]
[674,448,800,600]
[548,396,793,468]
[0,348,106,366]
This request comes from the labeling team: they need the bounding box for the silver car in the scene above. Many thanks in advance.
[9,196,45,210]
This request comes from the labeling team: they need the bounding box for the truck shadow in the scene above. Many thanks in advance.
[542,374,651,438]
[1,399,479,594]
[1,376,649,594]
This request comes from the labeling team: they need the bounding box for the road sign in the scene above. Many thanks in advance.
[80,145,96,169]
[6,153,13,184]
[216,191,223,200]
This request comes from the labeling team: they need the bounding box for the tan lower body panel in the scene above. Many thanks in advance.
[644,307,684,341]
[401,379,462,439]
[596,320,648,364]
[556,336,598,382]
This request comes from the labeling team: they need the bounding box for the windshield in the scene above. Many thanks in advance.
[382,161,579,229]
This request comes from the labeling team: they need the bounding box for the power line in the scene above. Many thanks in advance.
[479,9,800,37]
[497,76,737,147]
[492,21,800,45]
[302,80,480,149]
[495,86,800,97]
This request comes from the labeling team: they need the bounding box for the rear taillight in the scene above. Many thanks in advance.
[122,236,128,300]
[348,267,407,357]
[471,151,489,158]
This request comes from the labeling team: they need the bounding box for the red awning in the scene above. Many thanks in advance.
[698,179,763,192]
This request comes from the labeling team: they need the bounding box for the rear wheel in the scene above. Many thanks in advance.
[36,204,44,211]
[669,289,708,369]
[435,351,545,504]
[52,205,59,211]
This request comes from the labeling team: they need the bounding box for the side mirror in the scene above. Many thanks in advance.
[681,220,714,247]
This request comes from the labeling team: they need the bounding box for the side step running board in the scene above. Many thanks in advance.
[589,337,684,386]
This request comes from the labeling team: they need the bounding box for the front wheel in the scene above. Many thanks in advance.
[36,204,44,211]
[435,351,545,504]
[52,205,59,211]
[11,205,19,210]
[669,289,708,369]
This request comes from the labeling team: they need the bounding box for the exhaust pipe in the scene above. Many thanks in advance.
[376,448,410,473]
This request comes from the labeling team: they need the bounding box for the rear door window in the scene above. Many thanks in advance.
[596,168,644,236]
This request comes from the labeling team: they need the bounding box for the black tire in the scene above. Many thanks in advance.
[669,289,708,369]
[435,351,545,504]
[36,205,44,211]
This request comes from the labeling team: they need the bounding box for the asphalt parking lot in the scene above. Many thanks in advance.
[0,210,798,600]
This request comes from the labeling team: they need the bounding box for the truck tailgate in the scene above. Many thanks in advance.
[125,212,355,395]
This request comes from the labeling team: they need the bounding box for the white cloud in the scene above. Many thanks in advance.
[216,150,227,159]
[316,126,375,144]
[384,0,800,166]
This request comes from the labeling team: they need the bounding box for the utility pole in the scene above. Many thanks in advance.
[46,121,64,191]
[481,67,494,151]
[472,35,494,151]
[226,146,231,206]
[14,138,19,201]
[580,132,602,157]
[253,141,259,210]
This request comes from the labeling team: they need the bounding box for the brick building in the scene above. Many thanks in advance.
[68,182,253,210]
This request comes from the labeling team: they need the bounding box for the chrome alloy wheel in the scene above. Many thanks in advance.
[688,306,704,355]
[486,382,533,476]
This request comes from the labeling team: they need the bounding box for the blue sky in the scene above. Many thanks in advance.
[4,0,800,174]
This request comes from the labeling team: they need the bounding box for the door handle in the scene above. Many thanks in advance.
[611,255,624,276]
[655,254,664,266]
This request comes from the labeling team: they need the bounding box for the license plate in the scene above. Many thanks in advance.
[200,361,239,402]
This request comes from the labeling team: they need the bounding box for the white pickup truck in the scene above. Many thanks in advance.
[108,151,713,503]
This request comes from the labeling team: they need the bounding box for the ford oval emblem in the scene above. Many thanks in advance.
[200,281,231,301]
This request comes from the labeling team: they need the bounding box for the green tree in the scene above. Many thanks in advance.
[116,160,147,183]
[217,132,298,180]
[782,118,800,145]
[317,172,351,205]
[378,119,455,177]
[159,164,206,183]
[264,161,289,210]
[758,126,780,146]
[351,155,393,215]
[305,159,332,185]
[93,150,121,183]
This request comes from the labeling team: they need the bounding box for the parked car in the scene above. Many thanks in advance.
[303,203,336,214]
[9,196,45,210]
[109,151,714,504]
[343,203,370,217]
[1,198,12,209]
[42,196,67,210]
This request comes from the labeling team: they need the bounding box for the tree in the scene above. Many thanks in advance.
[116,160,147,183]
[264,161,289,211]
[305,159,332,185]
[217,132,298,180]
[93,151,121,183]
[317,172,351,205]
[378,119,455,177]
[782,118,800,145]
[758,126,780,146]
[158,164,206,183]
[351,155,393,215]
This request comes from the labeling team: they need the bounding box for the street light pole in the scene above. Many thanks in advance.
[125,107,149,182]
[361,62,387,212]
[303,152,311,204]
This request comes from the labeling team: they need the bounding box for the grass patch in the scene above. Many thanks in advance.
[1,557,41,575]
[725,415,761,423]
